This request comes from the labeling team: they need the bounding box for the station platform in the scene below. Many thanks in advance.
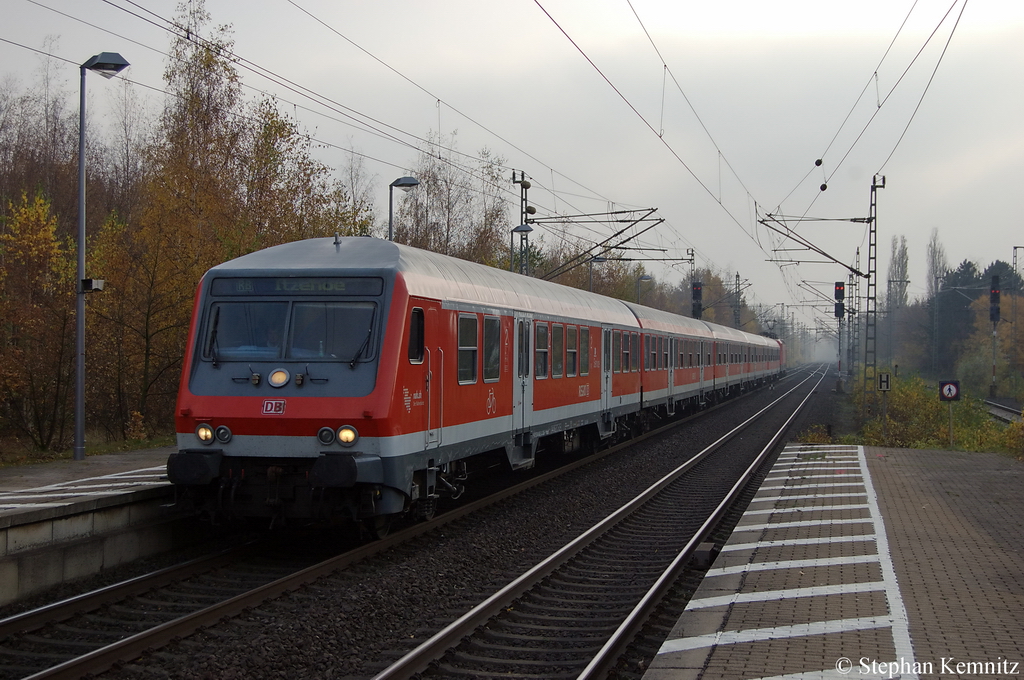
[0,446,178,605]
[643,444,1024,680]
[0,446,174,521]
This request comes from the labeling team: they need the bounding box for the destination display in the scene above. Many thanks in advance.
[210,277,384,296]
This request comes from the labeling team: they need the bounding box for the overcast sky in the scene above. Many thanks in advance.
[4,0,1023,332]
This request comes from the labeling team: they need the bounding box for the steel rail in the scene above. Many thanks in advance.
[12,371,780,679]
[577,366,828,679]
[984,399,1022,423]
[0,543,257,641]
[371,366,824,680]
[11,369,808,680]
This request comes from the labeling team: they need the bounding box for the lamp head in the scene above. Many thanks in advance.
[82,52,130,79]
[390,176,419,192]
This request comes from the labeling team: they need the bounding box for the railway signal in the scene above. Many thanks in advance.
[990,275,1000,323]
[834,281,845,301]
[692,281,703,319]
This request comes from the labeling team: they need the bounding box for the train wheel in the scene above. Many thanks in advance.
[413,498,437,522]
[365,514,393,540]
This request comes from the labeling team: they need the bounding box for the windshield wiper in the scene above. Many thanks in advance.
[348,328,372,369]
[347,311,376,369]
[207,307,221,367]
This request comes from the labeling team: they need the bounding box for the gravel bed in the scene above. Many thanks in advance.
[78,372,840,679]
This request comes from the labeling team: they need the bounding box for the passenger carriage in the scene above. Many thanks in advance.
[169,237,783,531]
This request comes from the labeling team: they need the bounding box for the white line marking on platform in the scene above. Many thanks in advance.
[758,482,867,491]
[733,518,873,533]
[657,444,918,678]
[858,445,917,677]
[705,554,880,577]
[658,616,893,653]
[721,534,875,552]
[741,503,871,516]
[0,465,170,509]
[751,493,868,502]
[686,581,886,610]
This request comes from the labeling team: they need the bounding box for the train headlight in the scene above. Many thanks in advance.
[196,424,214,445]
[269,368,290,388]
[214,425,232,444]
[337,425,359,447]
[317,427,336,445]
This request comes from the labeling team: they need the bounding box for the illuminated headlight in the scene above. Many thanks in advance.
[196,424,214,444]
[337,425,359,447]
[269,368,290,388]
[317,427,336,445]
[214,425,232,444]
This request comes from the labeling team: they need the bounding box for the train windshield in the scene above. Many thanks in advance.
[204,301,377,363]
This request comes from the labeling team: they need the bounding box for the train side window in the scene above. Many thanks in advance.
[662,337,668,369]
[566,326,578,377]
[622,332,631,373]
[517,320,530,378]
[580,327,590,375]
[552,324,564,378]
[535,323,549,379]
[612,330,621,373]
[644,335,651,371]
[458,314,478,384]
[483,316,500,382]
[631,333,640,372]
[408,308,424,363]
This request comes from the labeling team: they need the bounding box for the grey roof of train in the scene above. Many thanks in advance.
[207,237,638,327]
[208,237,775,346]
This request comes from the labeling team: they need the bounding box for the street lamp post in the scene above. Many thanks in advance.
[76,52,129,462]
[636,274,652,303]
[388,176,419,241]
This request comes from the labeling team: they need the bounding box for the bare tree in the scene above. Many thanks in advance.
[886,235,909,308]
[926,228,948,299]
[397,131,511,265]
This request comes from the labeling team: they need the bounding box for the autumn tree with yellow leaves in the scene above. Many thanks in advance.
[0,194,75,450]
[0,3,377,453]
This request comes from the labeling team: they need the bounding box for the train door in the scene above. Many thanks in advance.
[425,307,441,448]
[699,339,708,401]
[512,313,533,437]
[667,337,676,415]
[600,326,613,436]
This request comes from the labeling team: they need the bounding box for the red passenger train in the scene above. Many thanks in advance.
[168,237,784,532]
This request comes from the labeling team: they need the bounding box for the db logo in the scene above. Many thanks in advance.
[262,399,286,415]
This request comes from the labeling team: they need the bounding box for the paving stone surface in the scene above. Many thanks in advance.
[643,445,1024,680]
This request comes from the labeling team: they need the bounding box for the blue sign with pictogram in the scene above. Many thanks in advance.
[939,381,960,402]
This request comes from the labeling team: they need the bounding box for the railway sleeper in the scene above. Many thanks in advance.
[463,639,604,656]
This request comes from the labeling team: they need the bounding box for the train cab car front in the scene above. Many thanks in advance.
[170,239,407,528]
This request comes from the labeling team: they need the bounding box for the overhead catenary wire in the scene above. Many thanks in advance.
[8,0,734,292]
[876,0,969,173]
[820,0,965,187]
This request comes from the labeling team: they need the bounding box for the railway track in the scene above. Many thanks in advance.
[0,538,342,680]
[985,399,1022,423]
[0,368,819,680]
[374,366,827,679]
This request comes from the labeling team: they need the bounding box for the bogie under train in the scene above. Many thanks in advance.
[169,237,784,532]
